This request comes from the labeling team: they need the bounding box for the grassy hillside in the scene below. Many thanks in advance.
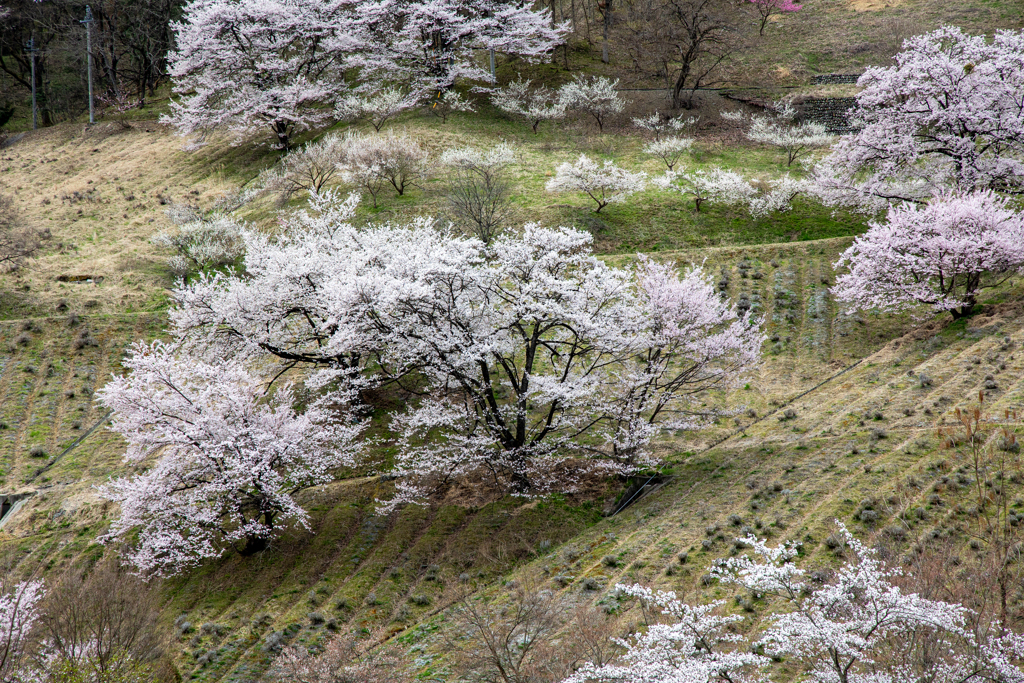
[1,224,1021,681]
[2,7,1024,674]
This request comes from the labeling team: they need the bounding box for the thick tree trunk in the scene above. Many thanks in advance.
[239,511,274,555]
[273,120,290,151]
[950,298,976,320]
[240,535,269,556]
[672,63,691,109]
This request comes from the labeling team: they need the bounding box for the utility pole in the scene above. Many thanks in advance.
[80,5,95,124]
[489,48,496,81]
[600,0,612,64]
[25,38,38,130]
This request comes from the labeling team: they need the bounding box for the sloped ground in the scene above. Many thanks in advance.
[0,103,1021,681]
[0,114,869,326]
[0,122,271,318]
[4,235,1019,682]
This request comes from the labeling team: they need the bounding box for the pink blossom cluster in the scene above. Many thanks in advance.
[97,341,363,576]
[165,0,566,146]
[140,193,761,532]
[0,580,44,681]
[813,27,1024,210]
[832,190,1024,319]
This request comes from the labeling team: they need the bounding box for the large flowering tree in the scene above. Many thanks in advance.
[97,341,363,576]
[831,190,1024,320]
[813,26,1024,211]
[343,0,566,93]
[168,193,761,511]
[164,0,356,149]
[375,230,761,508]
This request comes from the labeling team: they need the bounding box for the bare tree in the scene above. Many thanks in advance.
[0,0,180,125]
[448,584,621,683]
[627,0,738,109]
[271,634,411,683]
[34,556,166,682]
[441,143,517,244]
[938,394,1024,628]
[0,194,43,271]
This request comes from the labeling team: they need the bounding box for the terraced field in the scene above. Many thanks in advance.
[2,232,1020,682]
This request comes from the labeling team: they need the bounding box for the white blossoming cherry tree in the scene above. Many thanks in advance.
[546,155,647,212]
[713,524,1024,683]
[655,167,755,213]
[558,76,626,132]
[656,168,807,218]
[97,341,363,576]
[165,0,354,149]
[564,584,767,683]
[490,77,566,133]
[831,190,1024,320]
[632,112,698,140]
[566,524,1024,683]
[643,137,694,171]
[335,86,420,132]
[605,258,763,461]
[812,26,1024,211]
[745,102,832,168]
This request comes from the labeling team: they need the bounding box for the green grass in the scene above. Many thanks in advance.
[1,40,1023,681]
[247,105,872,257]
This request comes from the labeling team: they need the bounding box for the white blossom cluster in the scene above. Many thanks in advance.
[570,524,1024,683]
[490,77,567,133]
[744,102,832,167]
[151,204,246,277]
[97,341,364,576]
[100,191,765,563]
[546,155,648,212]
[655,168,807,218]
[492,75,626,132]
[832,190,1024,319]
[632,112,698,139]
[335,86,420,131]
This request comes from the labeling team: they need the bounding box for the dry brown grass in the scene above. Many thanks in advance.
[0,122,259,317]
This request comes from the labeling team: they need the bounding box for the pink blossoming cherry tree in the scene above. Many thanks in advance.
[168,193,761,514]
[97,341,363,576]
[831,190,1024,320]
[813,27,1024,211]
[165,0,355,150]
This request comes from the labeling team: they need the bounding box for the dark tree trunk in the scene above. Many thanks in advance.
[239,535,270,556]
[273,120,290,151]
[239,510,274,555]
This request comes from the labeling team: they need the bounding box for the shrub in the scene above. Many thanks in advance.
[152,205,245,277]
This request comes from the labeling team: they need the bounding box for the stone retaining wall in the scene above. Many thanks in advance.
[800,97,859,134]
[811,74,862,85]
